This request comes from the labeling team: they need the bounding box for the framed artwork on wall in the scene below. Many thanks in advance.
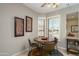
[14,17,24,37]
[26,16,32,32]
[71,25,78,32]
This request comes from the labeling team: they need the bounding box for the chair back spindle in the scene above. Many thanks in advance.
[28,39,32,46]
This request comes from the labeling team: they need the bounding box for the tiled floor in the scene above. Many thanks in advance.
[17,48,75,56]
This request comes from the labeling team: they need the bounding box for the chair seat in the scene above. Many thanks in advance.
[31,43,39,47]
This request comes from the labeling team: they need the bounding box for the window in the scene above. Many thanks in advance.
[48,15,60,40]
[38,17,45,36]
[38,15,60,40]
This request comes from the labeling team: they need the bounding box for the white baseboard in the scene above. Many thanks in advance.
[0,52,10,56]
[12,48,29,56]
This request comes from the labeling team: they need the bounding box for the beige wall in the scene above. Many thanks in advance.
[0,3,38,55]
[67,18,78,37]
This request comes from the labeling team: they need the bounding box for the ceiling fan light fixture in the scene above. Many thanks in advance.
[52,4,57,8]
[47,3,52,8]
[47,3,59,8]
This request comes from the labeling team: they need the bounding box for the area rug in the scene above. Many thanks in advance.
[28,48,63,56]
[48,49,63,56]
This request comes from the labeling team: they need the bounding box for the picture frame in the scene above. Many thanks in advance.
[26,16,32,32]
[14,17,24,37]
[71,25,78,32]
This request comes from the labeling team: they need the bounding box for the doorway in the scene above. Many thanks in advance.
[66,12,78,37]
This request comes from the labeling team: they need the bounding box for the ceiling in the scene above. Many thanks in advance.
[67,12,78,20]
[23,3,78,14]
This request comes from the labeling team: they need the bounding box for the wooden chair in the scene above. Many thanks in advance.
[43,37,58,55]
[28,39,39,51]
[28,39,44,56]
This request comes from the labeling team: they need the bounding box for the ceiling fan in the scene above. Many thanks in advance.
[41,3,70,8]
[41,3,59,8]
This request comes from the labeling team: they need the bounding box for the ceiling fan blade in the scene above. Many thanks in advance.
[41,3,47,7]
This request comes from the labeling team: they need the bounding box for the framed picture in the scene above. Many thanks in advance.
[26,16,32,32]
[14,17,24,37]
[71,25,78,32]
